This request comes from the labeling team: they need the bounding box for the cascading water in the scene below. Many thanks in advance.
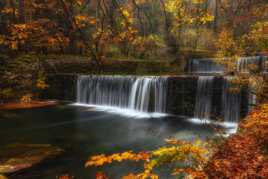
[194,76,242,122]
[186,55,267,136]
[129,77,167,112]
[76,75,168,114]
[248,92,257,112]
[222,77,241,122]
[76,76,134,108]
[236,56,265,73]
[188,58,225,73]
[192,76,241,136]
[247,78,259,111]
[188,56,267,73]
[194,76,214,120]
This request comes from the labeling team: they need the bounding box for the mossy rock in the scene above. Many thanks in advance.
[0,144,63,174]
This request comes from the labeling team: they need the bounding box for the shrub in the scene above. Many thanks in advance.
[0,54,48,102]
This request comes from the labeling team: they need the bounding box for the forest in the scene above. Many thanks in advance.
[0,0,267,101]
[0,0,267,179]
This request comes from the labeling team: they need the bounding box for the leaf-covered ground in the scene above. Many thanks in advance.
[0,100,58,110]
[206,104,268,178]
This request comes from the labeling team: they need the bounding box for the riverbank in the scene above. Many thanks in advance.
[42,55,181,75]
[206,103,268,178]
[0,101,58,110]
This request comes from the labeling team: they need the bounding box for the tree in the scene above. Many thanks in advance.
[160,0,214,55]
[18,0,25,23]
[0,54,48,102]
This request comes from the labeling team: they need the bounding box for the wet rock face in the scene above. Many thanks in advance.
[0,144,63,174]
[40,74,77,101]
[167,76,198,117]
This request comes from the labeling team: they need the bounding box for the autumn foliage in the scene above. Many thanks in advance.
[86,139,210,179]
[0,0,266,60]
[0,54,48,102]
[57,174,74,179]
[206,104,268,178]
[85,103,268,179]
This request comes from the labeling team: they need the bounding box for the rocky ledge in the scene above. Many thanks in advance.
[0,144,63,174]
[0,101,58,110]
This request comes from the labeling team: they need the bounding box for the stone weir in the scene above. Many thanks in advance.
[167,75,249,120]
[41,74,250,121]
[186,56,267,74]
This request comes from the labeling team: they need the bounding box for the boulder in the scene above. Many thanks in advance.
[0,144,63,174]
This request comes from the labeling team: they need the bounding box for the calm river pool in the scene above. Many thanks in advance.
[0,104,220,179]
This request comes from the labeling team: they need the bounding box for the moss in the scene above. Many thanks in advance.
[42,54,182,75]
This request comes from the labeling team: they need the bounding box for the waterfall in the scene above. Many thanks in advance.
[236,56,265,73]
[248,80,258,111]
[192,76,241,136]
[76,75,248,122]
[76,75,168,113]
[188,58,224,73]
[222,77,241,122]
[77,76,134,108]
[248,92,257,111]
[194,76,214,119]
[188,56,266,74]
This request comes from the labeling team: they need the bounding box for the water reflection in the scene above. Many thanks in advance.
[0,105,221,179]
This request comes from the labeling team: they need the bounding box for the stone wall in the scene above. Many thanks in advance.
[40,74,77,101]
[43,58,178,75]
[167,76,197,116]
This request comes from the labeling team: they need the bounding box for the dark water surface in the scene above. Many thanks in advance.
[0,104,216,179]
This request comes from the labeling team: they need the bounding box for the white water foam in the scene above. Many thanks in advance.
[76,75,168,114]
[188,118,238,137]
[72,103,168,118]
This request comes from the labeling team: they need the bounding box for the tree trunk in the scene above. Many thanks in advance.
[19,0,25,23]
[214,0,219,32]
